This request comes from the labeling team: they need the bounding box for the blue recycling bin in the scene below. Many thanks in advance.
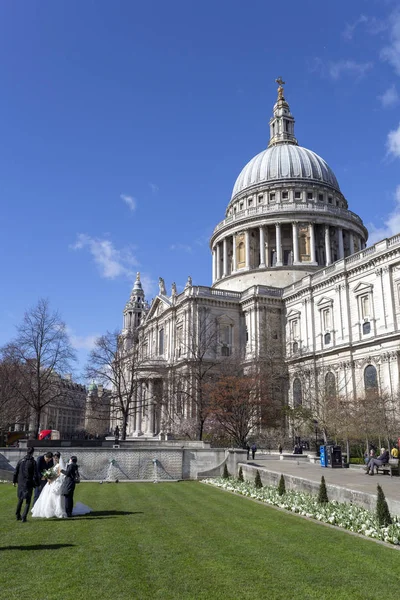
[320,445,328,467]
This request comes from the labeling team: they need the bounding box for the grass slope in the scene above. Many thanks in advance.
[1,482,400,600]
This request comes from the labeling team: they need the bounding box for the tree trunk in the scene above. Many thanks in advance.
[34,411,41,440]
[121,412,128,441]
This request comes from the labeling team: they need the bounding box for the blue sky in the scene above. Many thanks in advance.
[1,0,400,377]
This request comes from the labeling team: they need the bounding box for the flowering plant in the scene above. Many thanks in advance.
[42,467,57,480]
[202,476,400,546]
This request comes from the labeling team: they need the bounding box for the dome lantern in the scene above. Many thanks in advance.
[268,78,298,147]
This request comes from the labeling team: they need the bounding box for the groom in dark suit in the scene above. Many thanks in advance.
[33,451,54,504]
[61,456,80,517]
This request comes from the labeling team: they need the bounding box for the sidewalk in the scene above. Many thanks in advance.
[245,455,400,516]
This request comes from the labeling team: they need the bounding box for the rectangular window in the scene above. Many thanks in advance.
[248,199,252,206]
[270,193,275,202]
[282,191,288,199]
[328,196,333,204]
[322,308,331,330]
[290,320,299,339]
[307,192,313,200]
[258,195,263,203]
[318,194,323,202]
[361,295,370,319]
[295,191,301,199]
[158,329,164,355]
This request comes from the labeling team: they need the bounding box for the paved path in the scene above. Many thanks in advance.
[249,455,400,505]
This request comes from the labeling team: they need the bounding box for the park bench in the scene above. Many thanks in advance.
[375,461,399,477]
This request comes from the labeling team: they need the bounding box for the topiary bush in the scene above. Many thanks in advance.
[238,466,244,482]
[317,475,329,503]
[254,469,263,488]
[278,474,286,496]
[376,484,392,526]
[222,463,230,479]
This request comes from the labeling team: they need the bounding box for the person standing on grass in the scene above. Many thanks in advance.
[13,447,39,522]
[34,451,54,504]
[60,456,80,517]
[251,443,257,460]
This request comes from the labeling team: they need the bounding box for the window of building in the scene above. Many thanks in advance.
[290,319,299,340]
[293,378,302,406]
[258,195,263,203]
[158,329,164,355]
[307,192,313,200]
[364,365,378,392]
[325,372,336,399]
[248,198,253,207]
[362,321,371,335]
[221,346,230,357]
[322,308,331,330]
[285,121,289,132]
[360,295,370,319]
[270,193,276,202]
[239,203,243,210]
[282,191,288,199]
[295,191,301,199]
[324,332,331,345]
[292,341,299,353]
[318,194,323,201]
[328,196,332,204]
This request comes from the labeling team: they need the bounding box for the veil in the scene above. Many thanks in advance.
[58,455,66,471]
[51,454,66,495]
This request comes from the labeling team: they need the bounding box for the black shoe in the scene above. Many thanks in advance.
[369,473,374,476]
[21,518,27,522]
[16,515,21,521]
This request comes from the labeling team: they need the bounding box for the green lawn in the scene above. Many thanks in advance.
[1,481,400,600]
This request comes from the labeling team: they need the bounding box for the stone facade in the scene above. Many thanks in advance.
[118,83,400,438]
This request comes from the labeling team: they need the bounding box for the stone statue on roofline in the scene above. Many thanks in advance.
[158,277,167,295]
[171,282,177,296]
[184,275,192,289]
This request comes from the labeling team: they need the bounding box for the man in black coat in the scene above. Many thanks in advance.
[13,447,39,522]
[34,451,54,504]
[61,456,80,517]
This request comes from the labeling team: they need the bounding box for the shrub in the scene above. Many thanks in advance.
[317,476,329,503]
[254,470,263,488]
[238,466,244,482]
[278,474,286,496]
[222,463,230,479]
[376,484,392,526]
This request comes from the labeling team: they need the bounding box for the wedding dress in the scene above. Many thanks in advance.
[32,456,91,518]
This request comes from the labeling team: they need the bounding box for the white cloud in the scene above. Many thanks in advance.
[381,10,400,75]
[120,193,136,212]
[387,123,400,158]
[149,182,159,194]
[329,60,373,80]
[70,234,137,279]
[170,243,192,253]
[67,330,99,351]
[379,85,399,108]
[367,186,400,244]
[343,15,368,40]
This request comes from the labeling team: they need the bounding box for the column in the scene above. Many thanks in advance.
[136,381,143,435]
[216,243,221,280]
[259,227,265,267]
[223,238,228,277]
[245,230,250,269]
[292,222,299,264]
[147,380,155,435]
[338,227,344,259]
[349,232,355,255]
[309,223,316,264]
[275,223,283,266]
[325,225,332,266]
[212,248,216,283]
[265,228,270,267]
[232,235,237,272]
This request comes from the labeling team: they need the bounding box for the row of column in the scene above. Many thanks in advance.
[212,223,364,282]
[130,379,156,436]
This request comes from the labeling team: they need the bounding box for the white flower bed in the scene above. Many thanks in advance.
[202,477,400,545]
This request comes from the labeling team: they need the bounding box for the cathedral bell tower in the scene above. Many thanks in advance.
[268,77,298,147]
[123,272,149,333]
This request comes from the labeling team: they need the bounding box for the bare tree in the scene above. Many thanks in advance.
[85,329,149,441]
[1,299,76,438]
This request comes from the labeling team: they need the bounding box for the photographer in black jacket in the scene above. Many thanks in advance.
[13,447,39,522]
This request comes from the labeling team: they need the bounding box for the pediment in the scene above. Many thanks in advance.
[146,295,172,320]
[316,296,334,308]
[353,282,373,295]
[287,309,301,319]
[217,314,235,325]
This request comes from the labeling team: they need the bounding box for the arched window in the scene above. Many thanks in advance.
[325,372,336,399]
[293,378,302,407]
[364,365,378,391]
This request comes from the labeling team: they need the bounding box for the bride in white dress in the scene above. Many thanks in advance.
[32,453,91,518]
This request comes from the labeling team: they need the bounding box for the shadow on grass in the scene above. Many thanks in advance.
[83,510,142,517]
[0,544,76,551]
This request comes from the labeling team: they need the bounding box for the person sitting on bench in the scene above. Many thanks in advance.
[365,447,389,476]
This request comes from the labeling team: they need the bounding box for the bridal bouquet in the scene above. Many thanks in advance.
[42,468,57,480]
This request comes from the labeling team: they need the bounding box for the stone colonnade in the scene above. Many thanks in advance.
[212,222,365,283]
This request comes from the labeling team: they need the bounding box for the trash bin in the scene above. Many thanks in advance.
[328,445,342,468]
[320,445,328,467]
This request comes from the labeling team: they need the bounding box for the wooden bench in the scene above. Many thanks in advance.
[375,462,399,477]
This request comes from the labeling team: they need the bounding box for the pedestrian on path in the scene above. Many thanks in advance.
[251,443,257,460]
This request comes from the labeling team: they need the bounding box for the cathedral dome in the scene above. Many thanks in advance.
[231,144,340,200]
